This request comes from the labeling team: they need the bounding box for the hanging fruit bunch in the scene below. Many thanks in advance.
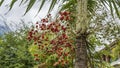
[27,11,75,67]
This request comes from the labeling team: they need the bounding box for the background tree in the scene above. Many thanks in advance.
[0,23,35,68]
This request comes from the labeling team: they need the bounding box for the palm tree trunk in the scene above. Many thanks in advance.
[75,35,87,68]
[75,0,88,68]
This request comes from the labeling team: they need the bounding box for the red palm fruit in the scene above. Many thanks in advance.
[41,27,44,30]
[63,11,68,16]
[54,27,59,32]
[34,54,38,56]
[67,24,69,26]
[38,46,40,49]
[58,60,61,63]
[36,22,38,24]
[34,42,37,45]
[35,30,38,33]
[58,36,62,40]
[31,29,34,31]
[47,25,51,29]
[44,43,48,45]
[33,32,35,35]
[65,60,68,64]
[61,58,64,62]
[41,24,46,30]
[41,45,44,50]
[64,52,68,56]
[65,43,71,47]
[36,25,38,28]
[33,37,38,41]
[45,37,48,41]
[59,11,63,16]
[47,14,51,18]
[53,62,59,66]
[57,51,62,56]
[58,23,61,26]
[51,27,55,32]
[27,36,31,41]
[48,50,53,52]
[62,33,68,39]
[52,22,55,25]
[45,18,48,22]
[50,40,55,44]
[62,61,65,66]
[41,18,46,22]
[28,31,32,36]
[58,41,64,45]
[67,11,70,14]
[61,26,66,32]
[34,58,39,61]
[58,47,63,50]
[41,35,44,39]
[52,46,57,50]
[65,16,70,21]
[60,16,64,20]
[38,40,42,43]
[71,47,75,51]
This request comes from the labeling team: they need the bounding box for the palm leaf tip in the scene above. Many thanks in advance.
[35,0,46,16]
[48,0,58,13]
[0,0,4,6]
[9,0,17,11]
[19,0,24,6]
[24,0,36,15]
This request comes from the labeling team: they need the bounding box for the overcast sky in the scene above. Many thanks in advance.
[0,0,61,30]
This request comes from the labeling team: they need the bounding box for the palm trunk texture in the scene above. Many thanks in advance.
[75,0,88,68]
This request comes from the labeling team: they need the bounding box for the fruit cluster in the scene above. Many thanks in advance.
[27,11,75,66]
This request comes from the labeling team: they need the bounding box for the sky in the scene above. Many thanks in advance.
[0,0,62,30]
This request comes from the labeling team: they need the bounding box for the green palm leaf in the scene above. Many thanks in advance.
[100,0,120,18]
[35,0,46,16]
[9,0,17,10]
[48,0,58,13]
[108,0,114,18]
[19,0,24,6]
[112,0,120,18]
[0,0,4,6]
[24,0,36,15]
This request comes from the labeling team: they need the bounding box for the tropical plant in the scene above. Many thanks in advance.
[0,25,35,68]
[27,12,75,68]
[1,0,120,68]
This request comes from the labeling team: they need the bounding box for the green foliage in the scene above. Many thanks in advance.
[0,0,4,6]
[9,0,17,10]
[0,28,35,68]
[111,41,120,61]
[48,0,58,13]
[100,0,120,18]
[36,0,46,15]
[1,0,119,18]
[24,0,36,15]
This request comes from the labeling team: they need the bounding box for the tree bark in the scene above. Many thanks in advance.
[75,35,87,68]
[75,0,88,68]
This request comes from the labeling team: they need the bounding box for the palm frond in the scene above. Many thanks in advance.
[112,0,120,18]
[5,0,120,18]
[9,0,17,10]
[19,0,24,6]
[24,0,36,15]
[48,0,58,13]
[100,0,120,18]
[36,0,46,15]
[0,0,4,6]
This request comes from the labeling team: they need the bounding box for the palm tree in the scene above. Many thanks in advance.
[1,0,120,68]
